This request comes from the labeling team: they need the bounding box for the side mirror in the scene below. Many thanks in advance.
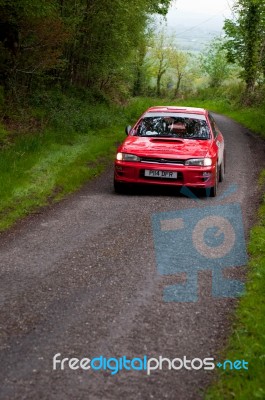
[125,125,132,136]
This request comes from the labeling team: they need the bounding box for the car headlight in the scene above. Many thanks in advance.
[185,158,212,166]
[116,152,141,162]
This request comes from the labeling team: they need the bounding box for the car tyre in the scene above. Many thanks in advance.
[114,180,126,194]
[209,168,218,197]
[219,153,225,182]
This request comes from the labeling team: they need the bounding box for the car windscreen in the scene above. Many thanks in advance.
[135,113,210,140]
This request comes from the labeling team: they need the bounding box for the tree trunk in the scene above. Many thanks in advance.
[156,74,162,96]
[174,73,182,97]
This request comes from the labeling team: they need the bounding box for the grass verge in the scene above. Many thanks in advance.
[191,99,265,399]
[0,95,166,231]
[0,122,125,231]
[0,94,171,231]
[205,176,265,399]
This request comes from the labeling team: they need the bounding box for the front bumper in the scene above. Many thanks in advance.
[114,160,216,188]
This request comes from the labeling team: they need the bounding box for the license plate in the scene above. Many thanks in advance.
[144,170,177,179]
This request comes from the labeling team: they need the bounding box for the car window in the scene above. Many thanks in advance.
[135,114,210,140]
[208,114,219,138]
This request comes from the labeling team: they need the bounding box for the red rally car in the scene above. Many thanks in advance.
[114,106,225,197]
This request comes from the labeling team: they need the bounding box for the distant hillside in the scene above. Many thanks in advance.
[175,27,223,52]
[166,10,226,52]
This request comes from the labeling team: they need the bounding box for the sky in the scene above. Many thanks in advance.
[166,0,235,32]
[168,0,235,16]
[164,0,235,50]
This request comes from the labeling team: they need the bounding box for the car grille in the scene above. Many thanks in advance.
[140,157,185,165]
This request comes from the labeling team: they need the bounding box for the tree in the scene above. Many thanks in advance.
[147,29,193,97]
[200,37,233,88]
[224,0,265,97]
[58,0,172,95]
[132,38,149,96]
[167,49,189,97]
[0,0,68,94]
[0,0,171,102]
[148,29,173,96]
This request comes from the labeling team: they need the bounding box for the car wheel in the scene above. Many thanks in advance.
[114,180,126,194]
[219,159,225,182]
[209,168,218,197]
[219,161,225,182]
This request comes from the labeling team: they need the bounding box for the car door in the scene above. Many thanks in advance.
[208,113,224,167]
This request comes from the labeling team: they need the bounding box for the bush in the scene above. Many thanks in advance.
[30,89,124,133]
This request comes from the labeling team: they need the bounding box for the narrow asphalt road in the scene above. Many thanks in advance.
[0,114,265,400]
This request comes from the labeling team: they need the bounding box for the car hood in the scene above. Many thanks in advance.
[120,136,210,159]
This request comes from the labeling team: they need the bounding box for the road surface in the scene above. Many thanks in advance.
[0,114,265,399]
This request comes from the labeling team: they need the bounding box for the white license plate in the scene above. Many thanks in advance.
[144,170,177,179]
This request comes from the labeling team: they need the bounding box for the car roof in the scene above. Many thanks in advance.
[145,106,207,115]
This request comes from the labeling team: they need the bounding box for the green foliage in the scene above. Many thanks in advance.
[0,128,121,230]
[224,0,265,98]
[0,94,127,230]
[0,95,185,230]
[0,0,57,18]
[0,0,171,103]
[31,89,123,133]
[147,0,171,16]
[0,122,8,144]
[205,191,265,400]
[167,50,191,97]
[0,85,4,107]
[146,28,193,97]
[0,0,68,102]
[123,96,162,121]
[200,37,234,88]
